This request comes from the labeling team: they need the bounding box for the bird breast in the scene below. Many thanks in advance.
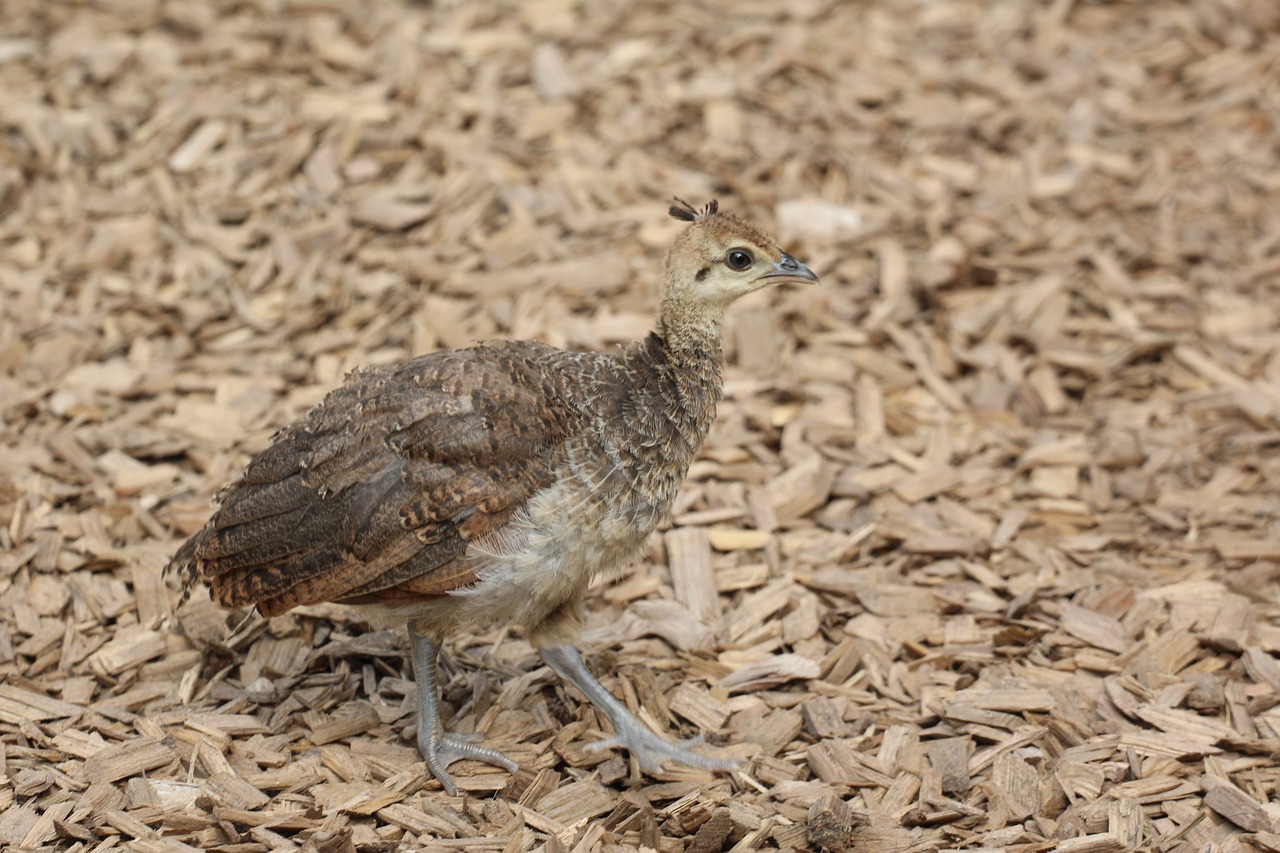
[446,469,663,628]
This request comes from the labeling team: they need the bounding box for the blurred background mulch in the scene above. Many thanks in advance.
[1,0,1278,850]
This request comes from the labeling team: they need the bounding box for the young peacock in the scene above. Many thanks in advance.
[168,199,819,793]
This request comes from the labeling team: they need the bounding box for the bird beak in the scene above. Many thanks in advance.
[754,252,820,286]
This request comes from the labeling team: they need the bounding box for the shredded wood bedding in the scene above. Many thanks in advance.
[1,1,1278,851]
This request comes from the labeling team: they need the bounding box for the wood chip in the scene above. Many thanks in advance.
[807,791,854,852]
[87,628,169,677]
[82,737,175,784]
[1202,774,1280,833]
[4,1,1278,848]
[665,527,720,624]
[705,527,771,551]
[667,682,730,732]
[719,654,820,693]
[0,684,82,723]
[307,702,381,746]
[1060,603,1128,654]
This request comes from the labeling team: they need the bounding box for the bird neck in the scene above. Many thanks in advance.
[653,292,728,443]
[657,292,726,370]
[597,322,722,513]
[647,312,725,443]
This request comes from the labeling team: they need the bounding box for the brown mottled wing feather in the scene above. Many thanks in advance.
[169,341,579,616]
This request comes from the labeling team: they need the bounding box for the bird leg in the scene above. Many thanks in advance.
[540,644,739,774]
[408,621,518,794]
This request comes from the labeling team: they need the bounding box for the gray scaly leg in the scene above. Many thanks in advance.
[540,644,739,773]
[409,621,517,794]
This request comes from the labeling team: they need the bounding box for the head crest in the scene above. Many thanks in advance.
[668,197,719,222]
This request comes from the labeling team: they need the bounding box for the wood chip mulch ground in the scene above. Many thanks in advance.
[2,1,1279,851]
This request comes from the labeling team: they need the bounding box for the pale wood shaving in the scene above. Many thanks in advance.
[3,0,1279,850]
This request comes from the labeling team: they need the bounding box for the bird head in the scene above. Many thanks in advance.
[662,198,819,313]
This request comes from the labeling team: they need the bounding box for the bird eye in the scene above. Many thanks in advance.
[726,249,753,271]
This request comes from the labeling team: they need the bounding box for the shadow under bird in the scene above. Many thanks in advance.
[168,199,820,793]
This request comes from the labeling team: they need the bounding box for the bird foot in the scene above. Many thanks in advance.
[586,724,740,773]
[411,727,518,795]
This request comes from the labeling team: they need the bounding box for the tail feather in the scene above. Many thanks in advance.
[241,430,309,485]
[209,474,312,528]
[164,534,203,611]
[202,503,319,568]
[334,535,467,601]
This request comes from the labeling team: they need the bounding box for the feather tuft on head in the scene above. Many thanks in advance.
[669,197,719,222]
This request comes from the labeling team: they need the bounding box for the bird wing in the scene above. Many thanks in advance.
[169,341,581,616]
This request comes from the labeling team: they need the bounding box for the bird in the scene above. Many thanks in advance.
[167,198,820,794]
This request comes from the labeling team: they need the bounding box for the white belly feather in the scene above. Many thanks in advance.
[456,479,652,623]
[358,477,658,633]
